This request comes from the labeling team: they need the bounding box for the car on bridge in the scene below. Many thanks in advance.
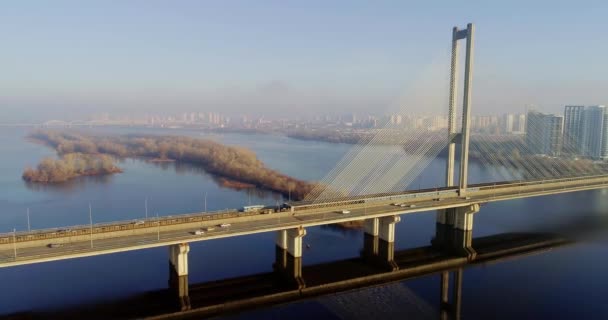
[219,223,231,228]
[47,243,64,248]
[193,229,205,235]
[340,210,350,214]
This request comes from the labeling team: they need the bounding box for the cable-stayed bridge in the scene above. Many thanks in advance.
[1,23,606,312]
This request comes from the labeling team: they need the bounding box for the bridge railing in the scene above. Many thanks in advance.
[0,208,250,244]
[3,173,608,245]
[476,173,608,192]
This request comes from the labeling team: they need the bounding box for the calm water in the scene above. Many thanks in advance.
[1,126,608,319]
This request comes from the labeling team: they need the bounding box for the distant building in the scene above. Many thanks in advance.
[517,113,526,133]
[503,114,514,133]
[389,114,401,125]
[561,105,608,159]
[526,111,563,156]
[563,106,585,155]
[580,105,607,159]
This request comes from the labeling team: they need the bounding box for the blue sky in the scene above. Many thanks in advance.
[1,1,608,121]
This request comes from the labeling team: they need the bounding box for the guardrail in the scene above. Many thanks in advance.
[3,174,608,246]
[0,208,247,244]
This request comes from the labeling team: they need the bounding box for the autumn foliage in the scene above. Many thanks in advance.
[29,130,320,200]
[23,153,122,183]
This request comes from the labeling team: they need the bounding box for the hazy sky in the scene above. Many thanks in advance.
[2,1,608,121]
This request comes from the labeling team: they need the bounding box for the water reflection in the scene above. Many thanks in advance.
[6,231,565,319]
[147,160,283,201]
[439,269,463,320]
[23,175,115,193]
[23,158,284,201]
[320,222,363,236]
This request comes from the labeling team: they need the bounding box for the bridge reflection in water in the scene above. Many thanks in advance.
[4,231,569,320]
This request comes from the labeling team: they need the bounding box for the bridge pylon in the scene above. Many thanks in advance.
[446,23,475,195]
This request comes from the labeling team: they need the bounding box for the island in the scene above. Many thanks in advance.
[27,130,323,201]
[23,153,122,183]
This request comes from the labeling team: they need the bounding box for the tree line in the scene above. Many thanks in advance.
[29,130,321,200]
[23,153,122,183]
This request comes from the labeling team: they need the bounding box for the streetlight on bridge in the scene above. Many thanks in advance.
[12,228,17,260]
[26,208,31,232]
[89,203,93,249]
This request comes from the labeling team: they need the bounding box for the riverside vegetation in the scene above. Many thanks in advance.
[27,130,320,200]
[23,153,122,183]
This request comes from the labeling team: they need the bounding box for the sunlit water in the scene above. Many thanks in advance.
[1,126,607,319]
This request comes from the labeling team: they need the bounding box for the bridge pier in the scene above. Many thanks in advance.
[274,227,306,289]
[362,216,400,271]
[168,243,190,311]
[433,204,479,260]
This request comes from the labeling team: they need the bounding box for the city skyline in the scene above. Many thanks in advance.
[3,12,608,318]
[2,1,608,122]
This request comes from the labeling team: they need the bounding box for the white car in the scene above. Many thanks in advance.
[134,220,145,226]
[219,223,231,228]
[399,204,408,207]
[205,226,216,232]
[194,229,205,235]
[341,210,351,214]
[408,204,417,208]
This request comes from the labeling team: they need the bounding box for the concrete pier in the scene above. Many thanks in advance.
[364,215,401,242]
[274,227,306,289]
[434,204,479,259]
[168,243,190,310]
[362,216,400,270]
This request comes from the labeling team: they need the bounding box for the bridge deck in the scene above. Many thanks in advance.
[0,175,605,267]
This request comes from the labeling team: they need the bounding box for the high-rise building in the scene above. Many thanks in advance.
[563,106,585,154]
[517,113,526,133]
[526,111,563,156]
[503,114,515,133]
[559,105,608,159]
[544,115,564,157]
[526,111,543,154]
[581,105,607,159]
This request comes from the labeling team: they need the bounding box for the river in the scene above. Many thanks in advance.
[0,126,607,319]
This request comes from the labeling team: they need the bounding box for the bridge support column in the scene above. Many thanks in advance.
[362,216,400,271]
[274,227,306,289]
[168,243,190,311]
[433,204,479,260]
[433,209,451,249]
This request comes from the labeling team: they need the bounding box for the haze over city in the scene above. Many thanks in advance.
[2,1,608,122]
[4,2,608,319]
